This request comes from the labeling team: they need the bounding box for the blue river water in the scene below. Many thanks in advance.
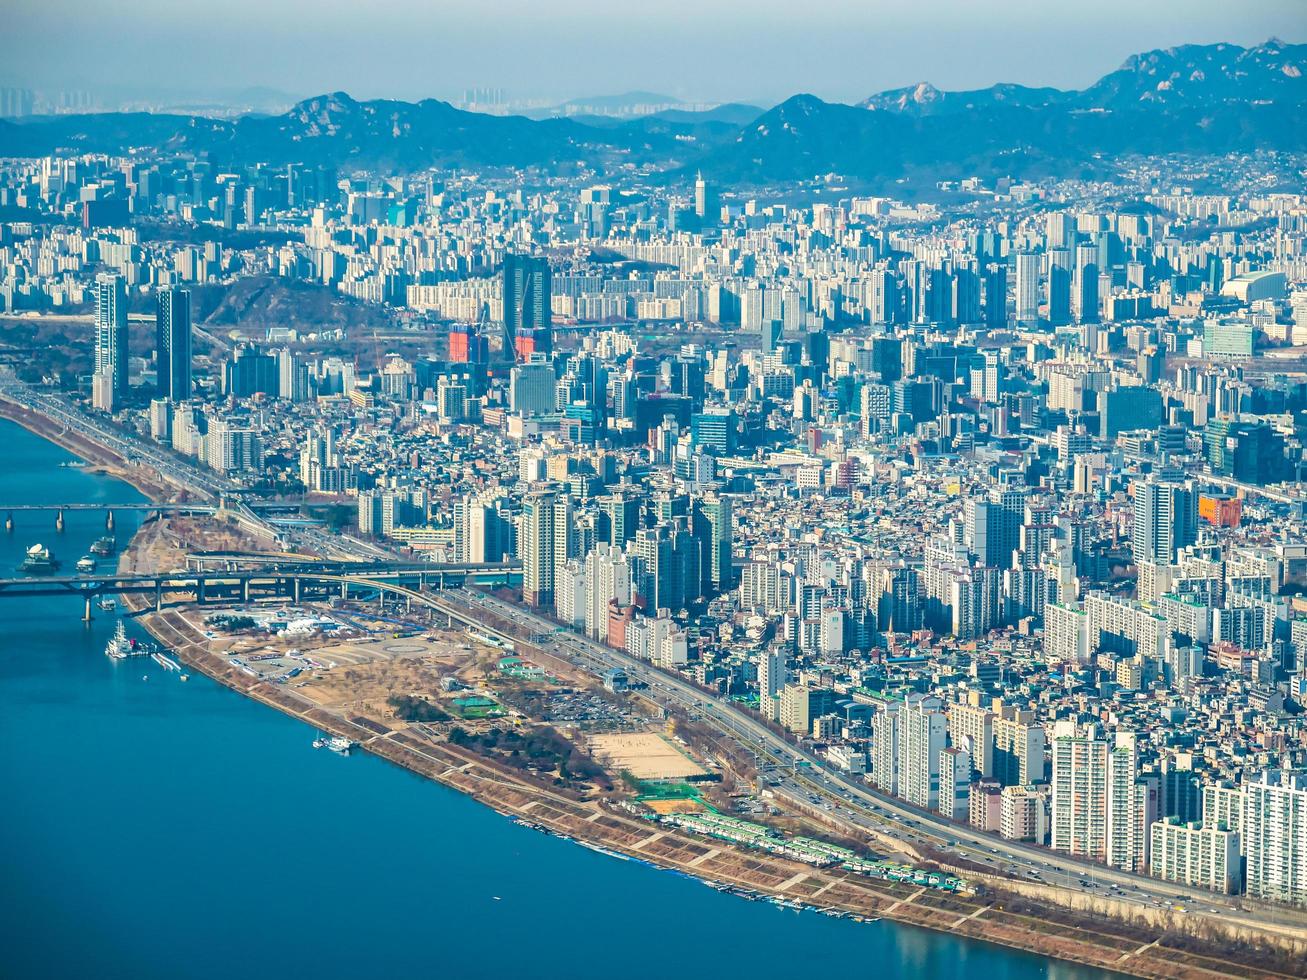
[0,419,1116,980]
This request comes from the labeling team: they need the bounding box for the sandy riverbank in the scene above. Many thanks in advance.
[108,554,1302,980]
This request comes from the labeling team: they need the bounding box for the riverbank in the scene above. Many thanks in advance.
[7,402,1299,980]
[109,558,1300,979]
[0,396,185,504]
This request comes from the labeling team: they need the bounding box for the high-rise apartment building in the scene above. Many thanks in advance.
[1051,725,1109,860]
[1243,770,1307,907]
[939,746,972,819]
[871,701,900,797]
[947,700,994,778]
[1015,253,1040,322]
[1132,478,1198,567]
[1149,819,1241,894]
[93,272,129,405]
[994,711,1046,786]
[898,693,947,810]
[520,489,558,608]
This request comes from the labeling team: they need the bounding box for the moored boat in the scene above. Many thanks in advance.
[20,543,59,575]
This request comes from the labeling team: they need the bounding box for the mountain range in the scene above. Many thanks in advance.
[1,39,1303,187]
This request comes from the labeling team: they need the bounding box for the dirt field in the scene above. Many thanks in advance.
[589,732,708,780]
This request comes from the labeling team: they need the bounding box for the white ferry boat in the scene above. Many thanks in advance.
[104,621,151,660]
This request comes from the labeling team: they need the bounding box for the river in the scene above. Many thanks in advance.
[0,418,1115,979]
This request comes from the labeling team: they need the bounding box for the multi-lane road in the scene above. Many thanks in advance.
[0,376,385,561]
[435,587,1270,924]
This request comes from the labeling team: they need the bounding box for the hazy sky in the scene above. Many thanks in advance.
[4,0,1304,107]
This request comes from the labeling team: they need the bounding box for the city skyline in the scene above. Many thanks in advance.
[2,4,1306,978]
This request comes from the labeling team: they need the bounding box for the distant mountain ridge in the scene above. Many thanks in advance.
[704,39,1307,182]
[859,38,1306,115]
[0,39,1302,185]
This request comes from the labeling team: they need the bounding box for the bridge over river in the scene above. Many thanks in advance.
[0,560,523,620]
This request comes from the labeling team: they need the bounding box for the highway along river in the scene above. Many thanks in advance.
[0,418,1116,980]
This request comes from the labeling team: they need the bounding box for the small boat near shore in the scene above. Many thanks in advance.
[312,734,354,755]
[89,536,116,557]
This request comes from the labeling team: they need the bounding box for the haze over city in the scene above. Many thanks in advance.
[3,0,1305,106]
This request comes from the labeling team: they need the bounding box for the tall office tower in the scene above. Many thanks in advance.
[276,348,309,403]
[519,489,558,608]
[502,253,551,360]
[596,493,640,548]
[871,702,901,797]
[448,322,488,364]
[509,357,557,416]
[983,263,1007,328]
[1132,478,1198,566]
[155,286,192,402]
[693,171,712,220]
[1051,726,1109,860]
[1015,253,1040,322]
[1159,757,1203,823]
[1243,770,1307,907]
[948,701,994,778]
[223,344,278,398]
[897,693,948,810]
[952,261,981,325]
[1073,243,1100,323]
[692,494,733,595]
[93,272,129,404]
[870,335,902,382]
[1046,248,1072,326]
[927,264,955,325]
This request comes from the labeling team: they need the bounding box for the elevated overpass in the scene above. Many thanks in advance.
[0,561,521,620]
